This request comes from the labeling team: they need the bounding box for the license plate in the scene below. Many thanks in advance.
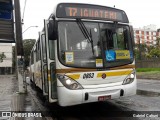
[98,95,111,101]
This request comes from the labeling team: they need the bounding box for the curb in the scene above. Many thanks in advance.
[137,76,160,80]
[137,89,160,97]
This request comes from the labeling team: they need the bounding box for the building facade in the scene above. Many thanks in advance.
[0,43,12,74]
[134,25,160,46]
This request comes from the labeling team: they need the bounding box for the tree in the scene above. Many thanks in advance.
[23,39,36,68]
[156,37,160,48]
[135,37,160,60]
[0,52,6,62]
[149,48,160,58]
[145,37,160,59]
[135,43,148,60]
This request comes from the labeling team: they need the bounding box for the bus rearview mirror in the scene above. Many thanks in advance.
[48,19,57,40]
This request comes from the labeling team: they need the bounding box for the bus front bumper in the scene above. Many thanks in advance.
[57,81,136,106]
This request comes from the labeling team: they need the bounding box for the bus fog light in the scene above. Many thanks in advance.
[71,83,79,89]
[58,74,83,90]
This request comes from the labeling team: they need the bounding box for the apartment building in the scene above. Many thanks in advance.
[0,43,12,74]
[134,24,160,46]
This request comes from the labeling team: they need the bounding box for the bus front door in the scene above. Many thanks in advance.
[40,32,49,96]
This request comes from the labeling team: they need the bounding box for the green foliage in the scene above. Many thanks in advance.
[23,39,36,67]
[156,37,160,47]
[134,43,148,60]
[135,37,160,60]
[134,48,140,59]
[0,52,6,62]
[149,48,160,58]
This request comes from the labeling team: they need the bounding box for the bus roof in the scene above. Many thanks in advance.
[56,3,129,23]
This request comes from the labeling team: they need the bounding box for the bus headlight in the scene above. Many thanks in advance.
[122,72,135,85]
[57,74,83,90]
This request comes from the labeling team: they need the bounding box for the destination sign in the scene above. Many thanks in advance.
[65,7,117,20]
[56,3,129,23]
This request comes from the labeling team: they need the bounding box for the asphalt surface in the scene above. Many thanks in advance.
[137,79,160,93]
[23,77,160,120]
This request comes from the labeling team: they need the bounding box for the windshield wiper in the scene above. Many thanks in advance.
[76,19,94,55]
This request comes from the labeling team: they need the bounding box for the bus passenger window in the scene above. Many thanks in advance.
[107,29,114,49]
[102,28,129,50]
[117,28,128,50]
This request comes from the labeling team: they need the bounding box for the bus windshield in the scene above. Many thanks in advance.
[58,21,133,68]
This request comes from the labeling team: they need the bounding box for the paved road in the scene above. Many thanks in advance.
[1,75,160,120]
[137,79,160,93]
[27,78,160,120]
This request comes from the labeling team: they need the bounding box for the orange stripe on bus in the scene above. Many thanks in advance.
[97,70,132,78]
[67,74,80,79]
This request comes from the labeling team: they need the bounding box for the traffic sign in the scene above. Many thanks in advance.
[0,0,13,20]
[0,0,14,43]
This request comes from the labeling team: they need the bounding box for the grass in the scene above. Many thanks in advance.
[136,68,160,72]
[136,68,160,79]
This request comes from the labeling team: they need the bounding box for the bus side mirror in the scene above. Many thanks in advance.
[48,19,57,40]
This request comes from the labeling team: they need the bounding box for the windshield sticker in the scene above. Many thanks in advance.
[96,59,103,67]
[105,50,116,61]
[65,52,74,64]
[130,51,133,59]
[115,50,130,59]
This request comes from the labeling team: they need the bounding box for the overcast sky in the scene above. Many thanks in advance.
[20,0,160,40]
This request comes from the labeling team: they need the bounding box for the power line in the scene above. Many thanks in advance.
[22,26,38,34]
[22,0,27,23]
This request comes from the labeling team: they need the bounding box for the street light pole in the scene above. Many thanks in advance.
[14,0,26,93]
[14,0,38,94]
[23,26,38,34]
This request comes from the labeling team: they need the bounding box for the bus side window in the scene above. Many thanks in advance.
[35,40,41,61]
[49,40,55,60]
[41,34,47,62]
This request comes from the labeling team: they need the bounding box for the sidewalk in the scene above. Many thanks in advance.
[0,75,45,120]
[0,75,18,111]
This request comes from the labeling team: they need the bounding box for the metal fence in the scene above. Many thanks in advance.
[136,59,160,68]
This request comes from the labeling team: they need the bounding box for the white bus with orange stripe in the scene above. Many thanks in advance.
[29,3,136,106]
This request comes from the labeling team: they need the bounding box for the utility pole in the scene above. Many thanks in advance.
[14,0,26,93]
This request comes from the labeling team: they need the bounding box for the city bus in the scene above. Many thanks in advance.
[29,3,136,106]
